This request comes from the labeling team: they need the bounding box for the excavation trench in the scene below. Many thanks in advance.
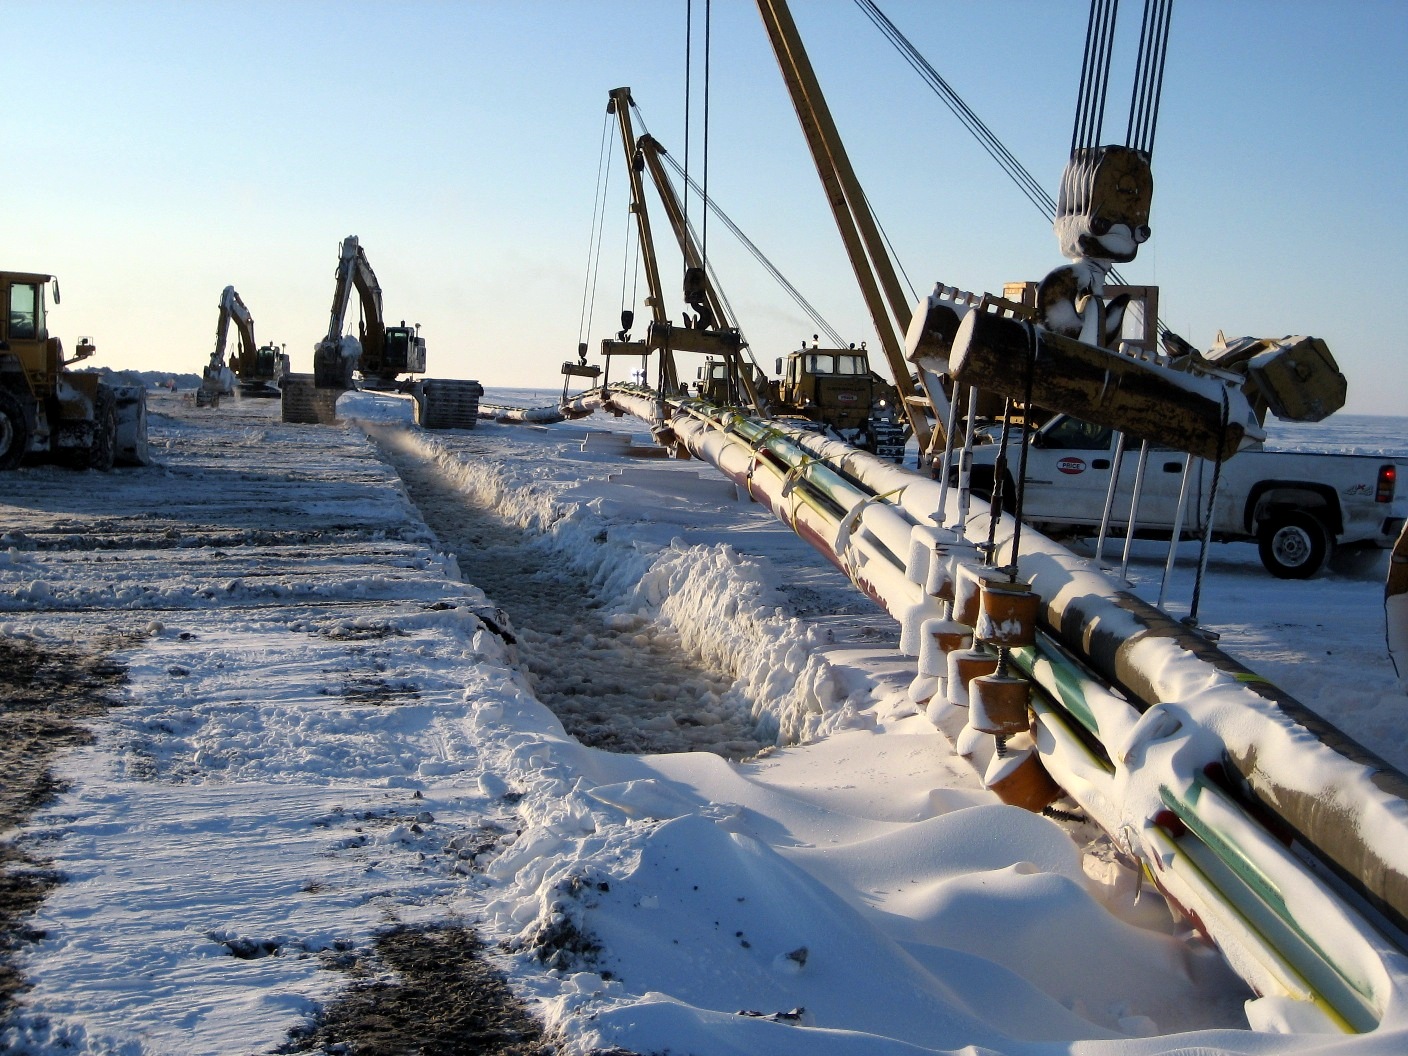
[371,429,769,758]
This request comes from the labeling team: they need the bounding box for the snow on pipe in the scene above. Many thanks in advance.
[594,388,1408,1030]
[477,403,566,424]
[761,412,1408,944]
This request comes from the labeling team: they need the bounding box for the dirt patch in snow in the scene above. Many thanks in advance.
[278,922,562,1056]
[0,637,127,1018]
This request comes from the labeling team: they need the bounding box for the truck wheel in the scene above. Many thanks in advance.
[0,389,30,471]
[1258,511,1331,578]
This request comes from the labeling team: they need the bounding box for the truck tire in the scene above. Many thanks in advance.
[0,388,30,471]
[1258,510,1331,579]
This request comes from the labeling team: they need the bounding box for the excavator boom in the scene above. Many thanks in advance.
[312,235,423,390]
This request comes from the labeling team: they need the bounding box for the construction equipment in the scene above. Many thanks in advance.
[283,236,480,429]
[596,89,765,436]
[768,339,909,459]
[0,270,148,471]
[197,285,287,407]
[598,88,910,460]
[729,0,1408,1031]
[756,0,939,459]
[308,235,425,392]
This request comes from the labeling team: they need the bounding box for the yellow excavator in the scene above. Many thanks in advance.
[282,236,481,428]
[197,285,287,407]
[0,269,148,471]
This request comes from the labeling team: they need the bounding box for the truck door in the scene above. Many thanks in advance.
[3,278,54,391]
[1016,416,1122,526]
[1017,416,1195,534]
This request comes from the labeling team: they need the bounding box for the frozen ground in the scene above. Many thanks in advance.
[0,388,1405,1055]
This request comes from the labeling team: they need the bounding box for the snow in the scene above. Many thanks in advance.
[2,388,1407,1054]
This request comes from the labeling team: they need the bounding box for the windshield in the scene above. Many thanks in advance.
[805,352,866,376]
[1040,416,1114,450]
[8,283,42,340]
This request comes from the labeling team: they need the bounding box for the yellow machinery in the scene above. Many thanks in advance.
[282,236,481,429]
[0,270,148,471]
[769,340,909,459]
[197,285,287,406]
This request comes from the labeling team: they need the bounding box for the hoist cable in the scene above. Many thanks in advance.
[1189,389,1229,624]
[852,0,1057,221]
[1071,0,1102,153]
[862,187,920,305]
[702,0,712,266]
[1007,326,1041,573]
[684,0,693,235]
[1127,0,1172,153]
[653,138,848,347]
[578,109,614,347]
[1073,0,1119,154]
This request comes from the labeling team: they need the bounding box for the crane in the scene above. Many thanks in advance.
[596,88,764,436]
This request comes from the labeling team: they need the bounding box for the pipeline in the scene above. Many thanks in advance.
[585,384,1408,1033]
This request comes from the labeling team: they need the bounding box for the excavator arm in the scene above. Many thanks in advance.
[200,285,246,403]
[218,287,262,381]
[314,235,385,389]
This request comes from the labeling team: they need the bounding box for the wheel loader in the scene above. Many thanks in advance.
[0,270,149,471]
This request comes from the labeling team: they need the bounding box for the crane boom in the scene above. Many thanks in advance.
[755,0,936,451]
[600,87,764,412]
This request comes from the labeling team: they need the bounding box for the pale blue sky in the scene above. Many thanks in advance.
[8,1,1406,414]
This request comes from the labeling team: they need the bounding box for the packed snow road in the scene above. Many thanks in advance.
[1,389,1405,1055]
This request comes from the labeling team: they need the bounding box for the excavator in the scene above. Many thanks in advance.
[196,285,287,407]
[0,269,148,471]
[282,236,481,428]
[308,235,424,392]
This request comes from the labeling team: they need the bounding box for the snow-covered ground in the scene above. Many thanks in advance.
[1,388,1405,1055]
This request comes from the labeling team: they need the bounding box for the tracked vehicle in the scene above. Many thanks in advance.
[770,341,910,460]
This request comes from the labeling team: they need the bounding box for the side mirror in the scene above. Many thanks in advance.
[774,358,782,374]
[51,278,61,305]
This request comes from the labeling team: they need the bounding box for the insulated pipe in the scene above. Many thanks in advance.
[810,440,1408,942]
[607,388,1408,972]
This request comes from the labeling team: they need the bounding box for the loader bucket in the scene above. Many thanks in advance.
[109,384,151,465]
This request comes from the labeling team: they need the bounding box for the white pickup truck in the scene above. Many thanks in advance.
[964,413,1408,578]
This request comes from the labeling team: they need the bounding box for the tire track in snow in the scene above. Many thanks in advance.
[371,430,768,758]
